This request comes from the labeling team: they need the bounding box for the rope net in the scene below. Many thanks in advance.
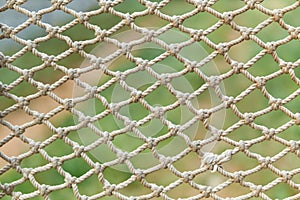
[1,0,300,199]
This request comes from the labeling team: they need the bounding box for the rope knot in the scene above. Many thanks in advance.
[222,12,234,24]
[197,109,211,121]
[99,0,112,12]
[124,119,137,131]
[208,76,221,87]
[104,184,116,196]
[194,0,208,11]
[269,98,282,110]
[243,112,254,124]
[251,185,263,197]
[289,140,299,152]
[272,9,283,22]
[135,169,145,180]
[255,76,266,88]
[265,42,276,53]
[147,2,158,14]
[64,175,77,187]
[124,13,134,25]
[136,58,148,70]
[63,98,74,110]
[39,184,50,196]
[0,24,13,38]
[288,27,300,39]
[10,157,20,168]
[153,106,165,118]
[73,145,85,157]
[246,0,263,10]
[30,11,41,24]
[182,171,194,183]
[130,90,143,102]
[281,170,292,182]
[262,128,276,140]
[216,43,229,55]
[172,15,183,27]
[78,12,89,23]
[72,41,84,52]
[258,156,272,168]
[191,29,203,41]
[176,92,190,105]
[240,27,253,40]
[0,81,7,94]
[0,52,7,68]
[222,96,235,108]
[147,137,157,149]
[200,150,232,172]
[231,61,244,73]
[2,184,14,195]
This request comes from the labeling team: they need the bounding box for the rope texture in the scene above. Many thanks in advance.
[0,0,300,199]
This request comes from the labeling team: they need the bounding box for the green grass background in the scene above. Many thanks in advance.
[1,0,300,199]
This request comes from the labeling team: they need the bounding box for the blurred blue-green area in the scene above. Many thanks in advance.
[1,0,300,199]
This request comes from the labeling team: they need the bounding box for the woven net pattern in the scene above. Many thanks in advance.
[1,0,300,199]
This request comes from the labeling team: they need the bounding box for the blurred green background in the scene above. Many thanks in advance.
[1,0,300,199]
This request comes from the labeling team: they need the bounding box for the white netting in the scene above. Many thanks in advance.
[1,0,300,199]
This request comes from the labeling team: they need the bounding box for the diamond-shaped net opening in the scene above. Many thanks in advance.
[1,0,300,199]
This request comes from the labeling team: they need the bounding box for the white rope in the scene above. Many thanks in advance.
[0,0,300,199]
